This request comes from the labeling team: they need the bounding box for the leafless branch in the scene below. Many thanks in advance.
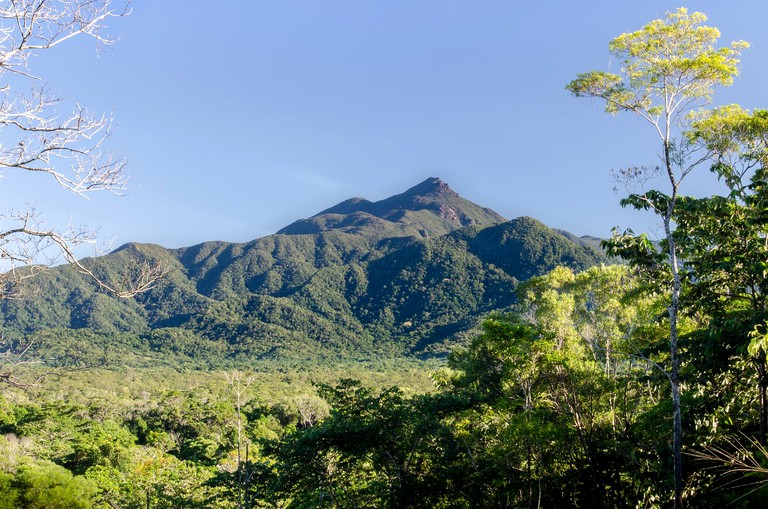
[0,208,166,298]
[0,333,111,389]
[0,336,45,388]
[0,1,166,301]
[612,165,662,196]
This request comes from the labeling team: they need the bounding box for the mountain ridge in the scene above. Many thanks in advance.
[1,177,607,365]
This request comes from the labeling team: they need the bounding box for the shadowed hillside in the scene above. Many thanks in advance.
[0,178,605,365]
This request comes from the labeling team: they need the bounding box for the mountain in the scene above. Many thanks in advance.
[0,178,606,366]
[553,228,604,253]
[278,177,505,238]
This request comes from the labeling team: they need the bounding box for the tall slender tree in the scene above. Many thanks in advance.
[567,8,748,506]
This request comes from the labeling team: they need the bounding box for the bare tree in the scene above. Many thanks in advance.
[0,0,164,299]
[0,1,167,389]
[0,332,106,389]
[226,370,254,509]
[0,335,42,388]
[294,393,330,428]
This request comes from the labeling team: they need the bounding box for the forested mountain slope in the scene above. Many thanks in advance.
[0,178,605,364]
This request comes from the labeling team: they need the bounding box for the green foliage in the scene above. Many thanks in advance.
[0,366,437,508]
[569,8,753,506]
[267,264,768,507]
[0,461,97,509]
[1,183,606,367]
[1,7,767,509]
[276,297,659,507]
[567,8,747,118]
[2,263,768,508]
[275,379,462,508]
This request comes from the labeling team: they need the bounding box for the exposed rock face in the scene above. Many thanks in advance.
[437,204,459,223]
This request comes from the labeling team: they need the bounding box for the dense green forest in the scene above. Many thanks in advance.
[0,179,605,365]
[2,263,768,507]
[2,6,768,509]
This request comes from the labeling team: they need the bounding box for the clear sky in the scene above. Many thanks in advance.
[5,0,768,252]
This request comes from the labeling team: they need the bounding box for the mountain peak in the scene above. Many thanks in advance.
[277,177,505,237]
[401,177,454,197]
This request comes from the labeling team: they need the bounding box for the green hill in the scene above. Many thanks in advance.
[0,178,606,366]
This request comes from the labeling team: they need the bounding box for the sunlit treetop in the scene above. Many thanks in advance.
[567,8,748,132]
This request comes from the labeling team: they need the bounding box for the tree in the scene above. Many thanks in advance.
[0,0,164,298]
[275,379,461,508]
[567,8,748,506]
[0,0,165,388]
[9,460,97,509]
[516,267,670,505]
[86,447,224,509]
[668,107,768,491]
[226,370,254,509]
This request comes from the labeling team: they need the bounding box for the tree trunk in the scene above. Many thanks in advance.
[669,262,682,508]
[758,347,768,446]
[664,139,683,508]
[667,282,683,509]
[671,365,683,508]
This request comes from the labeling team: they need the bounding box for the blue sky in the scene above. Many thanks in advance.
[7,0,768,250]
